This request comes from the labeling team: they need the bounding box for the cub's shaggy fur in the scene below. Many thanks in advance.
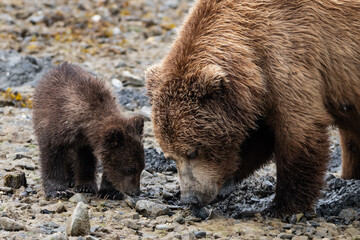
[33,63,145,199]
[146,0,360,216]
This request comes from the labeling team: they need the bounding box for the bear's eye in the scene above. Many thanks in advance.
[187,149,198,159]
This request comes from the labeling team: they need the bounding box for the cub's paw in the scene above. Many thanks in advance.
[46,190,74,199]
[97,189,125,200]
[74,183,98,194]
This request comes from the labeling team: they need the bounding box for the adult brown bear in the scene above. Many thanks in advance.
[146,0,360,216]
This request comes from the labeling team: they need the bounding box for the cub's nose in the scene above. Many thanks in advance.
[180,192,202,206]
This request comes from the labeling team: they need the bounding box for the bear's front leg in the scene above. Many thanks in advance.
[268,120,330,217]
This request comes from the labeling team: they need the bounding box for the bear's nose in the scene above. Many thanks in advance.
[180,192,202,206]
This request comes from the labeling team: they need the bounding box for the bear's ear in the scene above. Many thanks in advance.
[199,64,229,94]
[131,115,145,136]
[145,64,162,102]
[104,128,124,147]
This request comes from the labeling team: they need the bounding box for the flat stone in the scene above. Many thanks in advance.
[69,193,87,204]
[0,217,25,231]
[46,232,68,240]
[194,231,206,239]
[119,70,144,87]
[155,224,174,231]
[278,233,294,239]
[292,236,309,240]
[135,200,169,217]
[123,219,139,230]
[345,227,360,237]
[338,208,359,223]
[66,202,90,236]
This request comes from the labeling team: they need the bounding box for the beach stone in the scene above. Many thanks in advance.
[66,202,90,236]
[46,232,68,240]
[69,193,87,204]
[135,200,169,217]
[0,217,25,231]
[155,224,174,231]
[3,172,27,189]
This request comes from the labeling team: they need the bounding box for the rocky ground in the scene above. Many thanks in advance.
[1,0,360,239]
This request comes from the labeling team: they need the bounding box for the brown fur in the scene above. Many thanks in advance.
[33,62,145,199]
[146,0,360,216]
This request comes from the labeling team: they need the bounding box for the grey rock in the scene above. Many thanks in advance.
[194,231,206,239]
[175,215,185,224]
[338,208,359,223]
[278,233,293,239]
[182,232,196,240]
[85,236,99,240]
[0,217,25,231]
[135,200,169,217]
[46,232,68,240]
[308,220,320,228]
[315,227,330,238]
[66,202,90,236]
[123,219,139,230]
[69,193,87,204]
[292,237,309,240]
[0,50,52,88]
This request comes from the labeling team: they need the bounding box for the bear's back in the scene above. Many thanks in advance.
[33,63,118,145]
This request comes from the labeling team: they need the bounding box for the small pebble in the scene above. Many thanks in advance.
[308,220,320,228]
[194,231,206,239]
[56,203,67,213]
[155,224,174,231]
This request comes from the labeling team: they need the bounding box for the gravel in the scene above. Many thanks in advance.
[0,0,360,239]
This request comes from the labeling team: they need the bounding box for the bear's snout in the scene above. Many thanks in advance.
[180,191,203,206]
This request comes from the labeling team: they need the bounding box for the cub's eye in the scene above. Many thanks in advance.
[187,149,198,159]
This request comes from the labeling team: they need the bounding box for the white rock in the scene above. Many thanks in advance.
[91,15,101,22]
[111,78,123,89]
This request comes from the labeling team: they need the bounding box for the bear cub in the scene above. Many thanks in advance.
[33,62,145,199]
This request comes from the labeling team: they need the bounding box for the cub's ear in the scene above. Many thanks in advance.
[199,64,229,94]
[104,128,124,147]
[131,115,144,136]
[145,64,162,102]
